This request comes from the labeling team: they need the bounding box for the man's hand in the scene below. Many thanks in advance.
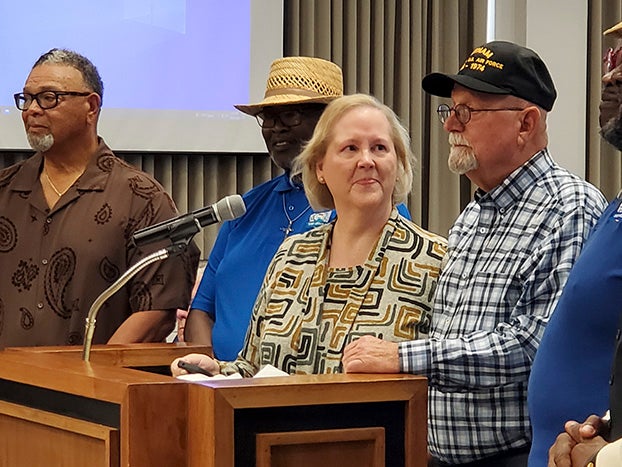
[576,414,610,440]
[342,335,400,373]
[548,416,610,467]
[570,435,607,467]
[548,428,576,467]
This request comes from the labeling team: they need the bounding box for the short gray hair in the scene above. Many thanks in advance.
[33,48,104,105]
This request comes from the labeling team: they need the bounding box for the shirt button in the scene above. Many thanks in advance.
[461,273,468,280]
[37,303,44,309]
[478,227,486,234]
[288,205,294,211]
[499,208,505,213]
[46,218,52,224]
[42,259,48,265]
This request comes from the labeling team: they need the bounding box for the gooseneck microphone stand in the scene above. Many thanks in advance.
[82,229,198,362]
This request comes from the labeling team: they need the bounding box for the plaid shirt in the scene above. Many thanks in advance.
[399,150,607,464]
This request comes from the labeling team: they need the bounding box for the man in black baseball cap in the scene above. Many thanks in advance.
[418,40,569,194]
[341,40,607,467]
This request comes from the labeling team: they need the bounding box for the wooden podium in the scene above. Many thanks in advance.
[0,344,427,467]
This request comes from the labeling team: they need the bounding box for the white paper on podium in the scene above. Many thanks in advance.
[253,364,289,378]
[176,364,288,382]
[177,372,242,382]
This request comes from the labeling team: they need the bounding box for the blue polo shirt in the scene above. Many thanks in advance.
[191,172,411,360]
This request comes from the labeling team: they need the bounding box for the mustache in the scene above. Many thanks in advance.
[448,132,471,147]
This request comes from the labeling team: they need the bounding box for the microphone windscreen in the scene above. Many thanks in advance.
[216,194,246,221]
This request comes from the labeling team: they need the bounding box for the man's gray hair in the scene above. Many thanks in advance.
[33,48,104,105]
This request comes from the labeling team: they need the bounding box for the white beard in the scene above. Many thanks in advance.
[27,132,54,152]
[448,133,478,175]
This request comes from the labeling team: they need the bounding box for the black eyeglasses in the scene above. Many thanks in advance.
[437,103,526,125]
[13,90,91,111]
[256,109,303,129]
[604,46,622,74]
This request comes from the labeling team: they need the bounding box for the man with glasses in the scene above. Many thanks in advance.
[536,21,622,467]
[0,48,199,348]
[183,56,411,359]
[342,41,606,466]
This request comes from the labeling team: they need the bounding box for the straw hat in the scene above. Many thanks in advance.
[604,21,622,37]
[235,56,344,116]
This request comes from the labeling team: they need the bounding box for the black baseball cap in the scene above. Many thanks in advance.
[422,41,557,111]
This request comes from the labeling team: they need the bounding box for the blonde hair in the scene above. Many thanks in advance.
[292,93,414,211]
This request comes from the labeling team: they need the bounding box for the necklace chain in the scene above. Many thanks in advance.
[281,193,312,238]
[43,170,68,197]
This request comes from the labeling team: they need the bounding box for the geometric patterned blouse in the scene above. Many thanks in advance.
[220,208,447,376]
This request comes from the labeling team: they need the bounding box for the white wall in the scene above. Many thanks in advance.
[492,0,588,177]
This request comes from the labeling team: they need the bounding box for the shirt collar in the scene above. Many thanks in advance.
[474,149,554,212]
[9,137,113,194]
[274,171,304,193]
[9,152,43,192]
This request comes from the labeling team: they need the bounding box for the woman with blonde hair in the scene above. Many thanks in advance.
[173,94,446,377]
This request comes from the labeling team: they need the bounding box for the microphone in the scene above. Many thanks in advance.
[131,194,246,247]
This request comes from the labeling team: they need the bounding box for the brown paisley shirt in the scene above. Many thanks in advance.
[0,139,200,347]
